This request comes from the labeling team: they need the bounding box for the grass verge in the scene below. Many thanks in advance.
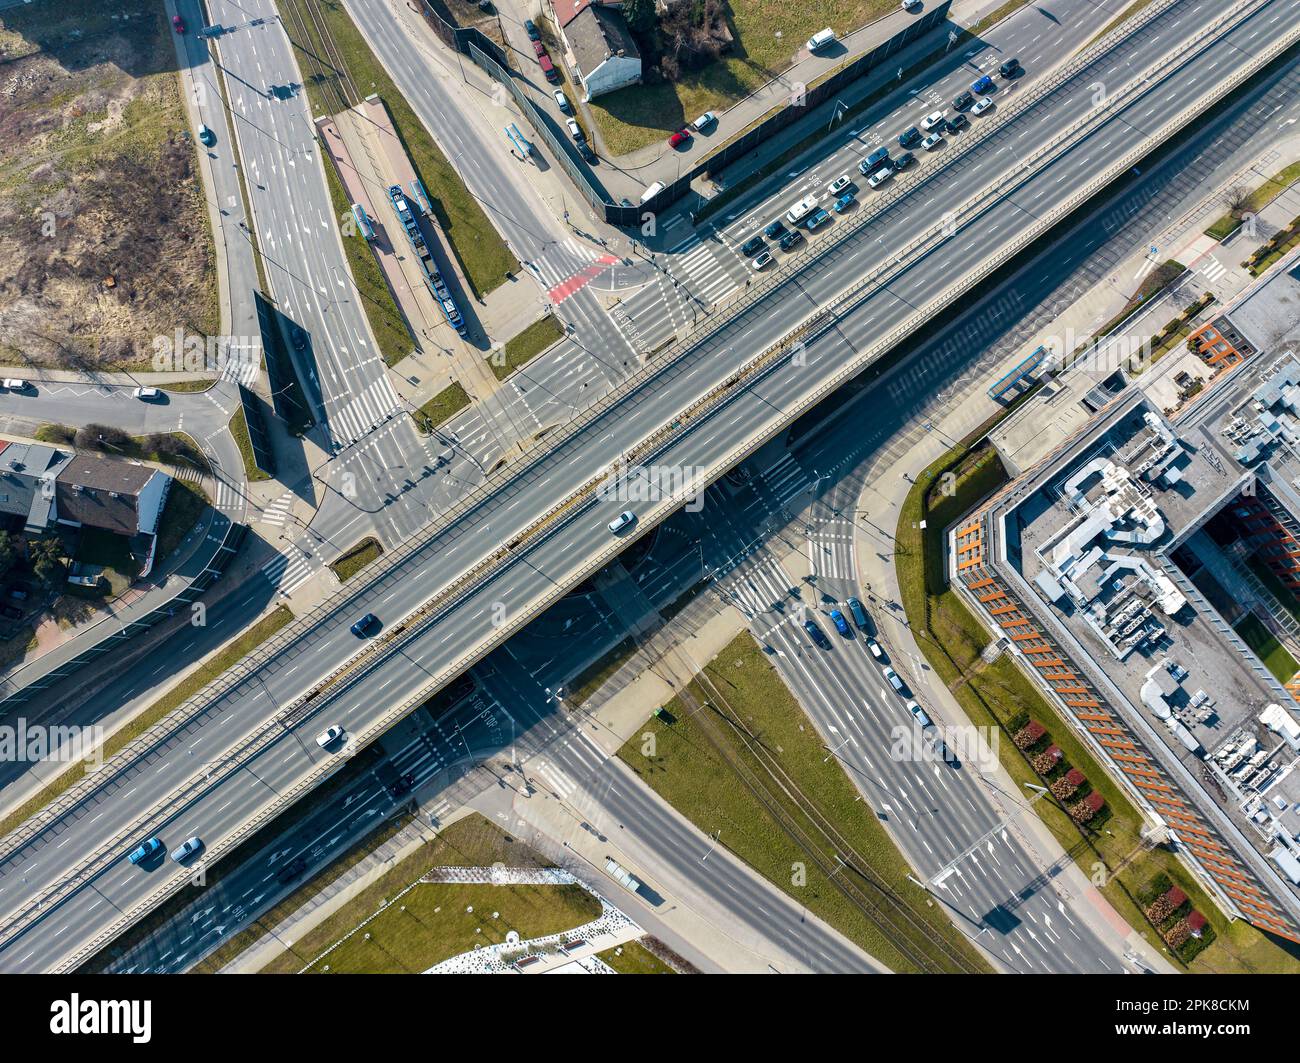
[0,606,292,841]
[411,381,471,433]
[597,939,676,973]
[618,631,990,973]
[228,407,270,482]
[260,813,592,973]
[490,313,564,381]
[154,480,211,565]
[329,537,383,583]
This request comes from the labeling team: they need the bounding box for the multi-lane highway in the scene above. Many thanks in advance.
[0,0,1294,970]
[66,17,1300,972]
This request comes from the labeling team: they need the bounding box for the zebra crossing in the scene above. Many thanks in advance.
[529,238,618,306]
[217,339,261,386]
[260,542,318,596]
[527,729,608,803]
[257,492,295,528]
[1197,255,1229,283]
[672,237,741,305]
[755,452,813,511]
[809,525,856,583]
[328,376,401,445]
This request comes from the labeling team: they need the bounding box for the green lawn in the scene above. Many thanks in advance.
[279,0,515,299]
[489,314,564,381]
[597,939,676,973]
[329,537,383,583]
[586,0,900,156]
[260,813,586,973]
[161,379,217,393]
[228,407,270,482]
[0,605,292,840]
[895,437,1300,973]
[411,381,471,434]
[618,632,990,973]
[154,480,211,565]
[1234,613,1300,685]
[1205,162,1300,240]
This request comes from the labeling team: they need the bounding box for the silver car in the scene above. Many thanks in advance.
[170,836,204,863]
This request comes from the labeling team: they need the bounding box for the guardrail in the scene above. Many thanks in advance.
[10,0,1291,967]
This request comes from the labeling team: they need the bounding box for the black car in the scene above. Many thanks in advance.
[999,57,1022,78]
[740,235,765,257]
[764,219,787,239]
[779,229,803,251]
[898,126,922,149]
[893,150,916,170]
[804,619,831,649]
[350,612,381,638]
[578,140,597,163]
[289,325,308,350]
[946,113,970,133]
[524,19,540,40]
[952,91,974,111]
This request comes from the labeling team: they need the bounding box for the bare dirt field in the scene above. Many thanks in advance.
[0,0,216,371]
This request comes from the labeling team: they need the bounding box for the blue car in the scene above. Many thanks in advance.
[350,612,381,638]
[846,596,869,629]
[764,219,787,240]
[972,74,994,94]
[833,192,855,213]
[127,837,163,865]
[804,619,830,649]
[829,609,851,636]
[805,208,831,231]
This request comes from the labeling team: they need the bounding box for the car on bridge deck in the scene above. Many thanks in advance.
[607,510,636,534]
[170,837,205,864]
[351,613,381,638]
[126,837,163,866]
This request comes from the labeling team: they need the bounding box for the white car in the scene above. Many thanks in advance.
[867,166,892,188]
[921,132,944,151]
[316,725,345,749]
[882,665,905,693]
[691,111,717,132]
[554,89,571,113]
[901,0,922,9]
[607,510,636,534]
[565,117,584,141]
[170,836,204,864]
[2,379,29,391]
[133,386,161,400]
[920,110,946,131]
[906,699,933,729]
[751,250,774,270]
[826,174,851,197]
[866,637,883,659]
[972,97,995,116]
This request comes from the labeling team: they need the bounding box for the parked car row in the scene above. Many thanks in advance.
[734,56,1025,264]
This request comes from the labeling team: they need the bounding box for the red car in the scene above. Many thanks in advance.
[539,53,559,84]
[532,39,547,58]
[172,14,185,33]
[668,128,691,149]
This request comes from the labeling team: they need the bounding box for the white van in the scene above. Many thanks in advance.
[639,181,664,205]
[807,28,836,52]
[785,193,819,226]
